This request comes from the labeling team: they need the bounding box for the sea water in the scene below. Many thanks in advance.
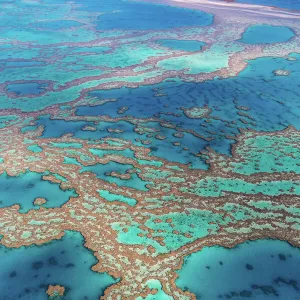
[176,239,300,299]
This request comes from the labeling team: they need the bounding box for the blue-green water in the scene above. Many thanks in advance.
[0,172,77,213]
[157,39,206,52]
[240,25,295,44]
[31,53,300,169]
[0,231,117,299]
[7,82,48,96]
[36,115,92,138]
[32,20,83,30]
[73,0,213,30]
[98,190,137,206]
[73,54,300,166]
[176,239,300,299]
[0,0,300,298]
[4,61,45,67]
[81,162,151,191]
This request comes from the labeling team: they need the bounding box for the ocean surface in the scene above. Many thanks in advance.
[0,0,299,298]
[0,231,117,299]
[176,239,300,299]
[235,0,300,10]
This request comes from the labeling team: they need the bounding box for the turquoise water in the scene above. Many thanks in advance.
[21,125,39,133]
[137,279,173,300]
[81,162,151,191]
[89,148,135,159]
[32,20,83,30]
[7,82,48,96]
[0,172,77,213]
[72,0,213,30]
[240,24,295,44]
[176,239,300,299]
[68,46,110,53]
[4,61,45,67]
[0,231,117,299]
[157,39,206,52]
[0,0,300,298]
[98,190,137,206]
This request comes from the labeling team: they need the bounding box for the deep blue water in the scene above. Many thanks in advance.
[72,0,213,30]
[0,231,117,299]
[33,54,300,167]
[236,0,300,10]
[38,113,209,168]
[240,25,295,44]
[176,239,300,299]
[37,115,93,138]
[73,54,300,166]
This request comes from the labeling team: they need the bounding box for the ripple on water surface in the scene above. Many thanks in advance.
[0,231,117,299]
[176,239,300,299]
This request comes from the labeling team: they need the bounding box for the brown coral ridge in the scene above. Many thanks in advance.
[0,120,298,298]
[181,105,212,119]
[46,285,65,297]
[34,197,47,206]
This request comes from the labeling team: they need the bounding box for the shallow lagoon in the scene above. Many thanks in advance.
[32,20,83,30]
[157,39,206,52]
[98,189,137,206]
[7,82,48,96]
[0,231,117,299]
[0,171,77,213]
[81,162,151,191]
[240,24,295,44]
[176,239,300,299]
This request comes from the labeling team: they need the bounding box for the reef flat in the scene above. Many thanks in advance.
[0,0,299,299]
